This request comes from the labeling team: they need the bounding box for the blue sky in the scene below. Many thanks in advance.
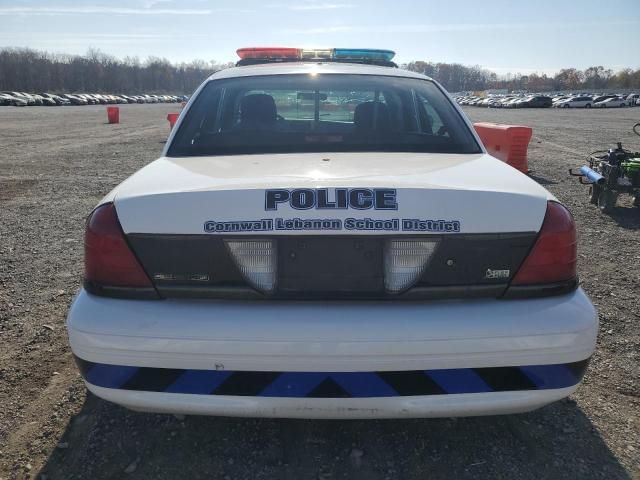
[1,0,639,75]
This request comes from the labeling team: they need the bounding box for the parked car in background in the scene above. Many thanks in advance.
[0,92,28,106]
[88,94,105,104]
[62,94,88,105]
[0,93,13,106]
[79,94,97,105]
[553,96,594,108]
[517,96,553,108]
[453,91,639,110]
[32,94,55,106]
[594,97,627,108]
[24,93,42,105]
[592,95,617,104]
[504,97,523,108]
[31,94,48,106]
[39,93,70,106]
[120,95,137,104]
[625,93,639,106]
[1,90,227,107]
[5,92,35,105]
[494,96,515,108]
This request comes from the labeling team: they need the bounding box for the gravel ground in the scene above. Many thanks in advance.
[0,104,638,480]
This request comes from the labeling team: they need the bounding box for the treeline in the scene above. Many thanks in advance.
[1,47,639,94]
[403,62,494,92]
[0,48,232,94]
[403,61,640,92]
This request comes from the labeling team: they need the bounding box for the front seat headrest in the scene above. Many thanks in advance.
[353,101,390,131]
[240,93,277,125]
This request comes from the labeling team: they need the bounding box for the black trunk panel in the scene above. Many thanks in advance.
[126,233,538,300]
[278,237,384,294]
[127,235,245,286]
[419,233,536,286]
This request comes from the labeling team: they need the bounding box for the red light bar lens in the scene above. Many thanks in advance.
[237,47,300,59]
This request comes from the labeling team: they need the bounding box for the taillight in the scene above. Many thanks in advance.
[511,201,577,285]
[84,203,154,289]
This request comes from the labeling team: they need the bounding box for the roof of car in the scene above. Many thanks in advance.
[208,62,433,82]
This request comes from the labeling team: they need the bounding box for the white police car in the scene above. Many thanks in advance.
[67,48,597,418]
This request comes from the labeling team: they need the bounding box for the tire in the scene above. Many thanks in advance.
[563,104,570,108]
[620,103,626,108]
[598,190,617,213]
[589,185,600,205]
[585,104,591,108]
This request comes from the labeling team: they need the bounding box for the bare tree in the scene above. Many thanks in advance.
[0,47,229,94]
[1,48,638,94]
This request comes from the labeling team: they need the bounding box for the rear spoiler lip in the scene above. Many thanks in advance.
[83,279,578,302]
[84,280,160,300]
[501,278,579,300]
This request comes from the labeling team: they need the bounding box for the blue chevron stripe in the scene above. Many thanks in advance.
[165,370,231,394]
[75,356,589,398]
[260,372,327,397]
[330,372,398,397]
[519,364,580,390]
[84,363,138,389]
[425,369,493,394]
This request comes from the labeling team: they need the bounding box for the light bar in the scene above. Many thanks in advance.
[333,48,395,61]
[237,47,300,59]
[384,239,439,293]
[225,239,277,293]
[236,47,396,63]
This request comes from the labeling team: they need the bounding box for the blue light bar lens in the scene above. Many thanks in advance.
[333,49,395,61]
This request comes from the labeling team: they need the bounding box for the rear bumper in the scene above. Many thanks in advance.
[85,384,579,419]
[67,288,597,418]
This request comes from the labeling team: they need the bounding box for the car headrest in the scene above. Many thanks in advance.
[240,93,277,124]
[353,101,390,131]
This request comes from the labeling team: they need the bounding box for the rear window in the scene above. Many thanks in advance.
[168,74,481,157]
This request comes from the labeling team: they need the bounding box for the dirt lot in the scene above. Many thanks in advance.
[0,104,638,480]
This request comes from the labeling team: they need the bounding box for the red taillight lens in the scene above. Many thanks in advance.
[512,201,577,285]
[84,203,153,288]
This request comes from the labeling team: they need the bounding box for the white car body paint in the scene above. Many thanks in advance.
[112,152,552,236]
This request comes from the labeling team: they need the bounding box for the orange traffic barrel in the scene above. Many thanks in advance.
[106,106,119,124]
[167,112,180,129]
[473,123,533,173]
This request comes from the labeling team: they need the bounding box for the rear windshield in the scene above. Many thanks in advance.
[168,73,481,156]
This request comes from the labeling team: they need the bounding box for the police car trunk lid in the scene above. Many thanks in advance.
[111,152,549,299]
[113,152,548,234]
